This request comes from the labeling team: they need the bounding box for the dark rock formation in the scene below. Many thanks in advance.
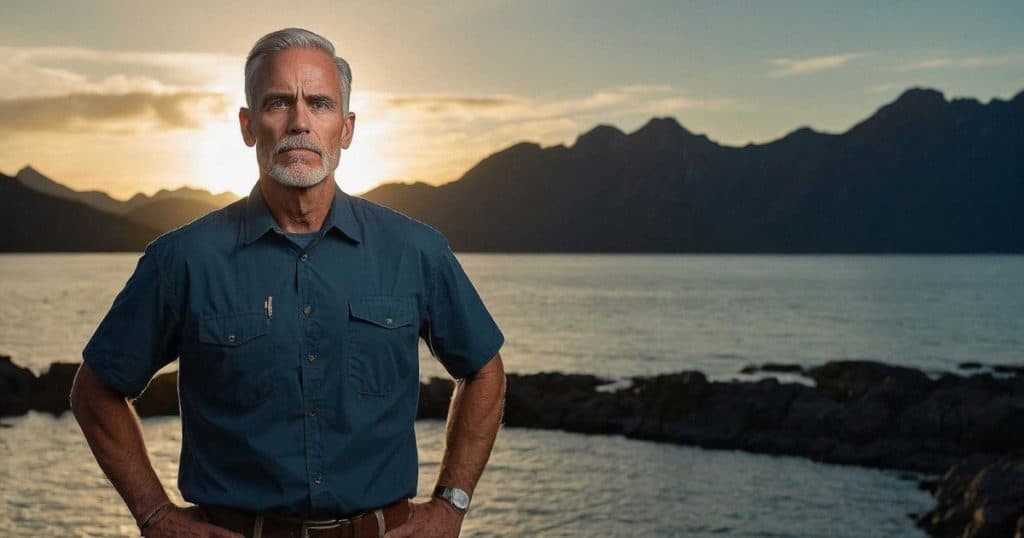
[917,454,1024,538]
[32,362,81,415]
[739,362,804,374]
[133,372,180,417]
[0,355,35,416]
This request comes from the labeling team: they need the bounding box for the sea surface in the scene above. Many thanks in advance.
[3,253,1022,536]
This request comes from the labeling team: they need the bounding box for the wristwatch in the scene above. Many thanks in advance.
[433,485,471,513]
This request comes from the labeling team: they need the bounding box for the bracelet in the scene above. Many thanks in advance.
[137,501,173,532]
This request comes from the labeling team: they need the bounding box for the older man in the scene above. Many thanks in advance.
[70,28,506,538]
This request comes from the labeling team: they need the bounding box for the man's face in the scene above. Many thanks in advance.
[240,48,355,188]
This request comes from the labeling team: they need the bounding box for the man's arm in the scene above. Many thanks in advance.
[386,352,506,538]
[70,362,241,537]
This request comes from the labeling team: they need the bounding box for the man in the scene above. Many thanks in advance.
[70,27,506,538]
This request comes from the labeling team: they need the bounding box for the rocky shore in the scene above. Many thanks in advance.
[2,354,1022,536]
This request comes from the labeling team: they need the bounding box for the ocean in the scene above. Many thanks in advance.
[4,253,1022,536]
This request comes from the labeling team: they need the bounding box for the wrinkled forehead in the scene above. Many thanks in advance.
[251,48,343,99]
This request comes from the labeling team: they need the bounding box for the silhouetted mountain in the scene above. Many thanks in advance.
[15,166,126,215]
[0,173,160,252]
[123,198,222,232]
[14,166,238,216]
[363,87,1024,252]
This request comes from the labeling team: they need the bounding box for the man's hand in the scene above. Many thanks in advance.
[141,504,244,538]
[383,498,464,538]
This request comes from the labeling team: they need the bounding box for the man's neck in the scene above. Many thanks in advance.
[258,175,336,233]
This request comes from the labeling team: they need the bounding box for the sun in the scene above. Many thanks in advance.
[185,101,402,198]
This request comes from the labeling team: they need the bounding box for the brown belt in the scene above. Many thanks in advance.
[200,499,411,538]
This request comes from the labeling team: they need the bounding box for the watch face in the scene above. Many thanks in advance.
[451,489,470,509]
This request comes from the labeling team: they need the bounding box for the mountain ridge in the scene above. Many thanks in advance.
[362,86,1023,252]
[3,86,1021,252]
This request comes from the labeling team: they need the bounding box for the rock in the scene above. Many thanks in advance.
[835,400,892,442]
[133,372,180,417]
[806,360,933,402]
[417,377,455,419]
[31,362,79,415]
[778,388,843,437]
[918,455,1024,538]
[993,364,1024,377]
[740,362,804,374]
[0,355,36,417]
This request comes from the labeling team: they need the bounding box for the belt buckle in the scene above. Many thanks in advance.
[301,517,351,538]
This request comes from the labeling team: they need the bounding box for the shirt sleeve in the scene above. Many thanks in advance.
[423,239,504,379]
[82,243,184,399]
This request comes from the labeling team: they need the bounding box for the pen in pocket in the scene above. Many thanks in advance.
[264,295,273,319]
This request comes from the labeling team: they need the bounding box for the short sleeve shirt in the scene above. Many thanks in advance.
[82,182,504,516]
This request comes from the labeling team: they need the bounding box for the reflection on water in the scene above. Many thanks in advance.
[2,254,1023,380]
[1,413,931,537]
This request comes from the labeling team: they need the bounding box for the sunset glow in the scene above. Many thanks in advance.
[1,2,1021,199]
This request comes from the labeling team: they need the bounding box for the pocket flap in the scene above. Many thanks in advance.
[199,311,269,346]
[349,296,416,329]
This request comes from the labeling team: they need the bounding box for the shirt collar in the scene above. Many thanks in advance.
[243,181,363,246]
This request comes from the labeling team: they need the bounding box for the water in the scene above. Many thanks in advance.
[2,254,1021,379]
[5,253,1020,536]
[1,413,930,537]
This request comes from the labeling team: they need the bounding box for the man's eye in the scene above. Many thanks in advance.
[312,100,331,110]
[269,98,287,108]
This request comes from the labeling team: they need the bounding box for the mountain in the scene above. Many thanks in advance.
[14,166,238,216]
[0,173,159,252]
[363,87,1024,252]
[123,198,223,232]
[15,166,126,215]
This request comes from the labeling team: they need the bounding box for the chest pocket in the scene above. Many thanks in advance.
[199,311,269,346]
[195,311,276,406]
[348,296,418,396]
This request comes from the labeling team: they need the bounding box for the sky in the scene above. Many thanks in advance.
[0,0,1021,198]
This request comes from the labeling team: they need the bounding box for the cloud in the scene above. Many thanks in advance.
[340,84,742,187]
[387,96,514,111]
[0,46,241,99]
[365,84,739,123]
[769,52,870,77]
[894,53,1024,72]
[0,91,233,133]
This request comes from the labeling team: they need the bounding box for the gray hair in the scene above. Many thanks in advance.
[244,27,353,113]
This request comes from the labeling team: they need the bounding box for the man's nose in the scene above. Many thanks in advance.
[287,100,311,134]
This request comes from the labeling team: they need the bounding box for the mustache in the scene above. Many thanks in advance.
[275,137,323,156]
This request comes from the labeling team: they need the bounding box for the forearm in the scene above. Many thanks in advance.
[70,362,170,524]
[435,353,506,495]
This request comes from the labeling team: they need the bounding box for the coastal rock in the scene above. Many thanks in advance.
[31,362,79,415]
[739,362,804,375]
[0,355,35,416]
[806,360,932,402]
[917,454,1024,538]
[133,372,180,417]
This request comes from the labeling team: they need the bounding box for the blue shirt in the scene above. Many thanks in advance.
[82,182,504,517]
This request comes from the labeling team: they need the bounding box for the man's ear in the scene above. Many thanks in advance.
[340,111,356,150]
[239,107,256,147]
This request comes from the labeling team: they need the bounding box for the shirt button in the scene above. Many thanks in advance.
[303,305,313,315]
[384,317,393,326]
[309,407,319,417]
[313,473,324,485]
[300,253,309,262]
[306,353,317,363]
[227,334,237,343]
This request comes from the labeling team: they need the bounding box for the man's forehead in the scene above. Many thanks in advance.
[252,48,341,95]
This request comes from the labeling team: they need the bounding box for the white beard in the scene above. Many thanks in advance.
[258,139,341,188]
